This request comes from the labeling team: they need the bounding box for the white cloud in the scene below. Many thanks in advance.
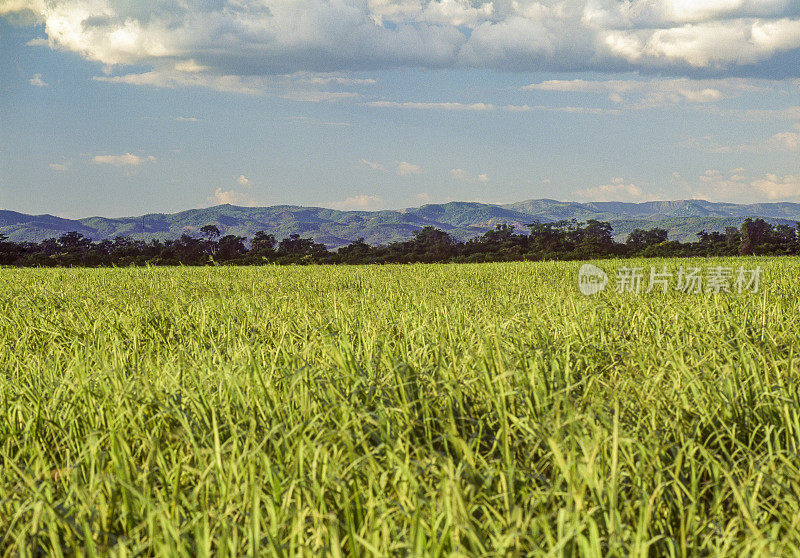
[236,174,252,187]
[366,100,497,111]
[172,116,200,122]
[413,192,432,204]
[359,159,386,171]
[95,68,373,98]
[0,0,44,18]
[396,161,422,176]
[173,59,208,73]
[329,194,384,210]
[305,74,378,87]
[683,124,800,153]
[693,169,800,202]
[751,174,800,200]
[767,126,800,151]
[363,100,619,114]
[29,73,47,87]
[629,20,800,68]
[93,72,269,95]
[49,160,71,171]
[450,168,489,182]
[282,90,359,103]
[585,0,795,28]
[367,0,422,25]
[207,188,257,207]
[4,0,800,81]
[575,177,645,201]
[705,105,800,121]
[92,153,155,166]
[418,0,494,27]
[304,76,377,86]
[523,77,762,108]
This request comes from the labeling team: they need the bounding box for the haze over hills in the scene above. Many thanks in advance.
[2,199,799,248]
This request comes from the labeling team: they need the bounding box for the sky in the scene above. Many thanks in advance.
[0,0,799,218]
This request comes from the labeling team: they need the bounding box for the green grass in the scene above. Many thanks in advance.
[1,258,799,556]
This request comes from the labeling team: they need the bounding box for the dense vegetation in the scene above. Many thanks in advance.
[6,199,800,247]
[0,218,798,267]
[1,260,798,554]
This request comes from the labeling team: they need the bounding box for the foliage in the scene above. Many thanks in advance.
[1,259,799,554]
[5,200,800,247]
[0,218,799,267]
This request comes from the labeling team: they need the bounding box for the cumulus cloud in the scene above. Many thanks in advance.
[2,0,799,85]
[329,194,384,210]
[92,153,155,166]
[413,192,432,204]
[450,168,489,182]
[575,177,645,201]
[236,174,251,187]
[396,161,422,176]
[769,127,800,151]
[359,159,387,171]
[29,73,47,87]
[583,0,798,28]
[751,174,800,199]
[207,188,257,206]
[692,169,800,202]
[418,0,494,27]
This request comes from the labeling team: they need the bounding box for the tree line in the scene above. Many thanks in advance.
[0,218,796,267]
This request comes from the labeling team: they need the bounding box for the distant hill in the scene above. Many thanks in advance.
[2,199,799,248]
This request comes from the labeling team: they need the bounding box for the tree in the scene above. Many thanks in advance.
[200,225,221,240]
[217,235,247,261]
[410,227,457,261]
[773,224,796,246]
[526,220,575,253]
[739,218,773,255]
[582,220,614,248]
[251,231,277,256]
[277,234,328,261]
[626,228,668,252]
[0,233,21,265]
[481,224,516,245]
[58,231,92,251]
[200,225,221,258]
[171,234,207,264]
[724,227,741,249]
[338,238,372,263]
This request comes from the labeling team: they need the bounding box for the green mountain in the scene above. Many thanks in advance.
[2,199,799,248]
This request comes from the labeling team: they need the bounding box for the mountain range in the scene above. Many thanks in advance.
[2,199,800,248]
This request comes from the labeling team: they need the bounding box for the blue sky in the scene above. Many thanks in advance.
[1,1,799,218]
